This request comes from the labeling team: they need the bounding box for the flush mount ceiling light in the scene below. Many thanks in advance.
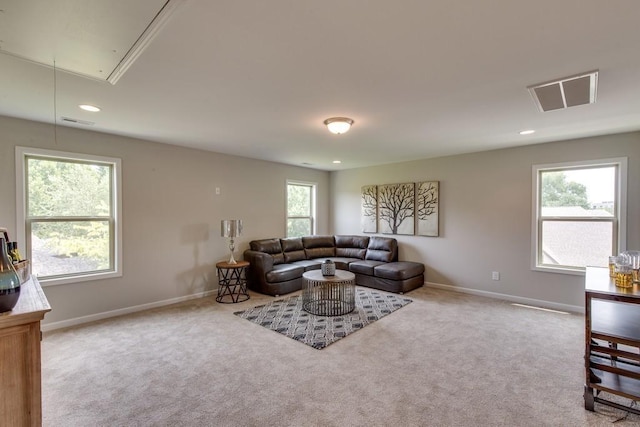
[519,129,535,135]
[324,117,354,134]
[79,104,101,112]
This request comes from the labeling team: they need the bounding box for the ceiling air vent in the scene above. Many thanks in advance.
[61,117,95,126]
[528,70,598,112]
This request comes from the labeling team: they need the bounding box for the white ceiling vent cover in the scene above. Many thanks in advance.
[528,71,598,112]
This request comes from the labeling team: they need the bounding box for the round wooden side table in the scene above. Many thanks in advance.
[215,261,250,303]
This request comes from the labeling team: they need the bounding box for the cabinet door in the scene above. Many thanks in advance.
[0,323,41,427]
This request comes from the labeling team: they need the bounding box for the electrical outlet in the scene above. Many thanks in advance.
[215,187,221,195]
[492,271,500,281]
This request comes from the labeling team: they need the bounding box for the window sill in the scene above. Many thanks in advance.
[532,265,586,276]
[38,270,122,287]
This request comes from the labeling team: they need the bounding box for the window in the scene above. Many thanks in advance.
[16,147,122,285]
[286,181,316,237]
[532,158,627,274]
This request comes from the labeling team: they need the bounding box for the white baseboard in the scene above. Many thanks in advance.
[42,281,584,332]
[42,290,217,332]
[426,281,584,314]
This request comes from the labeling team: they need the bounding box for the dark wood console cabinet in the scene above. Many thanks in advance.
[584,266,640,415]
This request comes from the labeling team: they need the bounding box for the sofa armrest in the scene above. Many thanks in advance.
[243,250,274,289]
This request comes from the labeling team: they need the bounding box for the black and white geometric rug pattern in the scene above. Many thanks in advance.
[234,287,412,350]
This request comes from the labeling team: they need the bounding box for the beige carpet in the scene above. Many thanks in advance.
[42,286,639,426]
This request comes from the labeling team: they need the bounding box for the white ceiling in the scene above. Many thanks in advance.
[0,0,172,82]
[1,0,640,171]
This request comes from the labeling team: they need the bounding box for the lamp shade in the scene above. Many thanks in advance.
[221,219,242,238]
[324,117,354,134]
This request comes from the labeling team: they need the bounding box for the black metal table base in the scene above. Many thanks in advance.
[303,299,355,316]
[302,270,355,316]
[216,264,250,304]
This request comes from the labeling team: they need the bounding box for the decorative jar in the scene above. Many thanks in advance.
[615,264,633,289]
[621,251,640,283]
[321,259,335,276]
[0,237,20,312]
[608,256,618,278]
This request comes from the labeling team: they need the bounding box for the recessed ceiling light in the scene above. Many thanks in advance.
[79,104,101,112]
[519,129,535,135]
[333,160,341,164]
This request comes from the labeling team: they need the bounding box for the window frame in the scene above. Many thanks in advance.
[285,180,317,238]
[531,157,627,275]
[15,146,123,286]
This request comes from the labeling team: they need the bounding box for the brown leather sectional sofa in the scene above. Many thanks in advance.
[243,235,425,296]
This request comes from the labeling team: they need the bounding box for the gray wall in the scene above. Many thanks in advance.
[330,132,640,311]
[0,115,330,326]
[2,113,638,325]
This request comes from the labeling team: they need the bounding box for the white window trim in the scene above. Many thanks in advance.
[286,179,317,237]
[15,146,123,286]
[531,157,627,275]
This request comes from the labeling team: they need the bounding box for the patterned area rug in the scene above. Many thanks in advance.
[234,287,412,349]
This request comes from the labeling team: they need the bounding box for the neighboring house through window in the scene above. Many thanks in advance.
[286,180,316,237]
[16,147,122,286]
[532,158,627,274]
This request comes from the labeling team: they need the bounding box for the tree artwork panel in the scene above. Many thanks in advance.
[377,183,415,235]
[361,185,377,233]
[417,181,439,236]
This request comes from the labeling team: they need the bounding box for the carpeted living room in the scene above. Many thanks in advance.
[41,286,639,426]
[1,1,640,427]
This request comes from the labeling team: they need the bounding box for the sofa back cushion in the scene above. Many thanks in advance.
[302,235,336,259]
[281,238,307,263]
[250,238,285,265]
[335,235,369,259]
[365,236,398,262]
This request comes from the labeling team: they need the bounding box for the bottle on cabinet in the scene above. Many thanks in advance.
[0,237,20,312]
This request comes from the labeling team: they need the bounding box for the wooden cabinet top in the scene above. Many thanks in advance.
[0,276,51,329]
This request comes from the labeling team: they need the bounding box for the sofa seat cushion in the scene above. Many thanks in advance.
[374,261,425,280]
[349,260,386,276]
[291,260,322,271]
[323,257,361,270]
[266,264,305,283]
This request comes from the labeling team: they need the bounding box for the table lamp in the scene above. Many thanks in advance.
[221,219,242,264]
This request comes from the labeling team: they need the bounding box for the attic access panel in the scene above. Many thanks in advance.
[0,0,181,84]
[528,71,598,112]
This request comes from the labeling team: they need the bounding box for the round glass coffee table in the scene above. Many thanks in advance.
[302,269,355,316]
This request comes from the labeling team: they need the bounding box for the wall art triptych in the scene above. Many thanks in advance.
[361,181,439,237]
